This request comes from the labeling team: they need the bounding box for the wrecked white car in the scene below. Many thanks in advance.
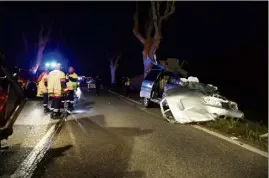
[160,79,244,124]
[140,60,244,124]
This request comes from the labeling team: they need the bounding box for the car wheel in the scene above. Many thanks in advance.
[143,97,151,108]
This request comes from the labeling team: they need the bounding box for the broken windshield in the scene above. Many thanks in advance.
[187,82,218,95]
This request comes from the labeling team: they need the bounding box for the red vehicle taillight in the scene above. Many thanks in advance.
[0,89,7,111]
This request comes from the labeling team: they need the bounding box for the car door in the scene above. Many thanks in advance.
[140,69,162,99]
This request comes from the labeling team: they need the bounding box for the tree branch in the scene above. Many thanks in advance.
[39,24,44,42]
[133,2,146,44]
[114,53,122,67]
[133,29,146,44]
[158,1,176,28]
[151,2,159,37]
[133,1,139,32]
[44,20,53,43]
[22,32,28,52]
[145,5,154,39]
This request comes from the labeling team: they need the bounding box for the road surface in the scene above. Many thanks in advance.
[0,90,267,178]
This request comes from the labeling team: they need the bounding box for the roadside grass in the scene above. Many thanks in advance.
[199,118,268,151]
[110,88,268,152]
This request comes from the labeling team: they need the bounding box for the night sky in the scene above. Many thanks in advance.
[0,2,268,121]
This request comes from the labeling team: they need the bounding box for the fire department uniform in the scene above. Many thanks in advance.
[66,72,78,111]
[37,72,49,112]
[48,69,68,117]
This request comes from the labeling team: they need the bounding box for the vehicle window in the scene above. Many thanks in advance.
[167,75,179,85]
[187,82,217,95]
[145,70,161,81]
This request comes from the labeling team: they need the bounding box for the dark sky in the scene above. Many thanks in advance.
[0,2,268,118]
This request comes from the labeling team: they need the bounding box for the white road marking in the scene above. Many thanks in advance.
[108,90,268,158]
[108,90,142,105]
[11,119,64,178]
[192,125,268,158]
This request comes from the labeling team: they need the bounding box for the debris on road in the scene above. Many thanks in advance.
[230,136,238,140]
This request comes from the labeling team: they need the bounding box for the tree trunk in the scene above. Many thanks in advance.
[110,66,116,84]
[33,48,44,73]
[143,57,153,78]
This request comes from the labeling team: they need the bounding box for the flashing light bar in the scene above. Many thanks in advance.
[45,62,61,68]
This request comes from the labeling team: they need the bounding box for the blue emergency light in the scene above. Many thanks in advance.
[45,61,61,69]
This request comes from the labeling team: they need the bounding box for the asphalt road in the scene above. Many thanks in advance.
[1,90,267,178]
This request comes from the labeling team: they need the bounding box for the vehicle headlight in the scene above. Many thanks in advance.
[203,96,222,107]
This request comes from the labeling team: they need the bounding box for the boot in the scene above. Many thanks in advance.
[0,139,9,149]
[50,112,61,119]
[69,105,74,112]
[44,107,51,113]
[50,112,56,119]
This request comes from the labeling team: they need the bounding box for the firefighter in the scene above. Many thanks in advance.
[66,66,78,111]
[37,67,50,113]
[48,64,68,119]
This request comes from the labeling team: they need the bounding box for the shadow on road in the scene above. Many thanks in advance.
[0,144,32,176]
[31,145,73,178]
[31,114,152,178]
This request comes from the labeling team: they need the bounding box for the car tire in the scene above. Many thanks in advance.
[143,97,151,108]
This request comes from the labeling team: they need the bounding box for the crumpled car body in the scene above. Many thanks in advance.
[160,84,244,124]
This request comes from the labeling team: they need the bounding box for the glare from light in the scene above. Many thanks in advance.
[45,63,50,67]
[75,87,82,99]
[32,108,42,117]
[72,109,88,114]
[51,62,57,67]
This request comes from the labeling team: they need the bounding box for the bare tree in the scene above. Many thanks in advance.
[133,1,175,77]
[21,32,28,54]
[32,22,53,74]
[107,52,122,84]
[56,27,67,51]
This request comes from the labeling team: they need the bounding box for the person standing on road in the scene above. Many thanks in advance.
[66,66,78,111]
[124,77,130,97]
[95,76,101,96]
[37,67,50,113]
[48,64,68,118]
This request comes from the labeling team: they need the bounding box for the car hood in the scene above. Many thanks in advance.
[163,87,244,124]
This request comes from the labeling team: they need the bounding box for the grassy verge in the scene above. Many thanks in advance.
[111,88,268,152]
[199,119,268,152]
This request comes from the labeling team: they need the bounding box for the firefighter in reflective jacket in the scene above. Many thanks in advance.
[36,68,50,113]
[48,64,68,118]
[66,66,78,111]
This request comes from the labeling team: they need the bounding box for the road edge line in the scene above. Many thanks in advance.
[11,119,64,178]
[191,125,268,158]
[108,90,142,105]
[108,90,268,158]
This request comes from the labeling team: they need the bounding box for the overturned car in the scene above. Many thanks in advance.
[140,58,244,124]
